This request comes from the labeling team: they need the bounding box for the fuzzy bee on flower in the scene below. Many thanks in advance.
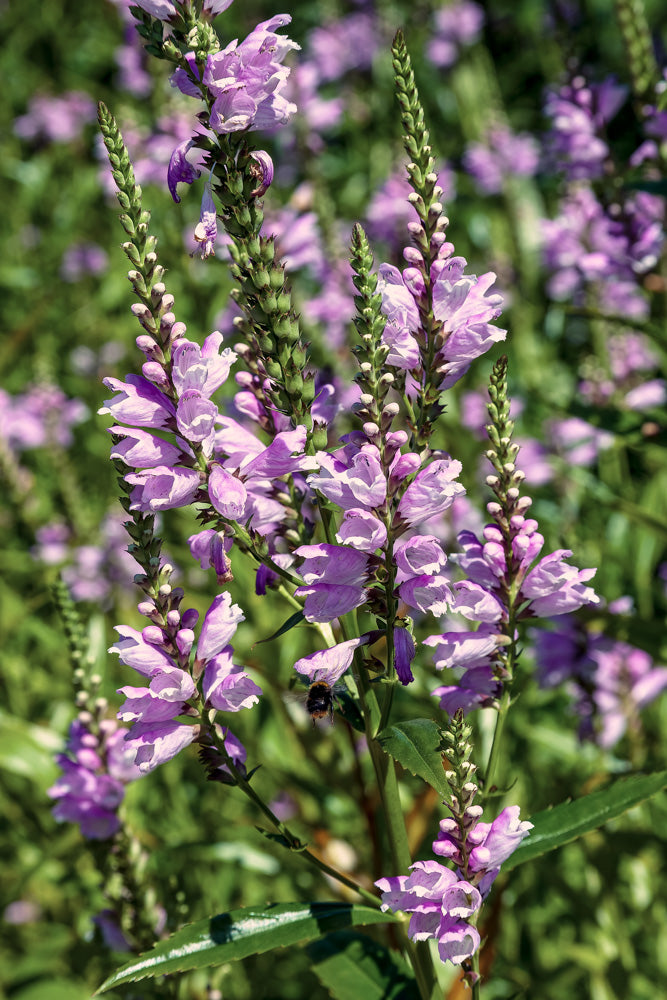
[293,635,373,725]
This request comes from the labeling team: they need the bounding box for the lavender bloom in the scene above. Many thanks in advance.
[547,416,613,467]
[378,252,506,389]
[396,459,466,528]
[309,447,386,511]
[294,543,369,623]
[168,139,202,202]
[394,626,416,685]
[534,617,667,747]
[463,126,539,195]
[366,166,456,251]
[131,0,179,20]
[426,2,484,69]
[175,16,299,135]
[112,592,258,773]
[14,91,96,144]
[544,76,627,180]
[307,12,378,83]
[377,860,481,965]
[294,636,370,686]
[48,718,142,840]
[542,186,650,318]
[0,384,87,452]
[453,522,598,620]
[60,243,109,282]
[193,178,218,259]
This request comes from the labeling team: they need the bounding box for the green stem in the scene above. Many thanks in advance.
[209,728,381,908]
[484,687,511,794]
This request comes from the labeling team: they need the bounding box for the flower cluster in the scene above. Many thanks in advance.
[48,716,142,840]
[377,711,533,970]
[425,358,599,714]
[534,615,667,748]
[112,591,260,774]
[463,125,539,195]
[377,246,506,391]
[377,805,532,965]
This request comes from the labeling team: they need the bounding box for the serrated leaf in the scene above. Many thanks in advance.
[95,902,397,994]
[252,609,305,647]
[307,931,419,1000]
[376,719,449,797]
[505,770,667,871]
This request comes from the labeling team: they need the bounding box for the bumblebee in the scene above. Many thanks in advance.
[305,680,335,724]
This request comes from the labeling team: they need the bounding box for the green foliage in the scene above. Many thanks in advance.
[96,903,398,992]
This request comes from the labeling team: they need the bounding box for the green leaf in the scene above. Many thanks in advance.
[95,902,397,994]
[376,719,449,797]
[505,770,667,871]
[252,609,305,647]
[307,931,419,1000]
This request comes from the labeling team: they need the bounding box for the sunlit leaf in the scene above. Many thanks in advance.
[95,902,397,993]
[376,720,449,797]
[505,770,667,870]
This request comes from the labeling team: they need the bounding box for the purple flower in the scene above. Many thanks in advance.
[131,0,179,19]
[60,242,109,282]
[208,466,248,520]
[521,551,598,616]
[167,139,202,202]
[202,649,262,712]
[396,459,465,528]
[124,720,197,775]
[194,16,299,135]
[465,806,534,871]
[394,627,416,685]
[14,91,96,144]
[463,126,539,195]
[294,636,370,686]
[109,426,185,468]
[126,465,203,512]
[336,509,387,552]
[193,179,218,259]
[544,76,627,180]
[294,543,369,623]
[394,535,448,583]
[48,718,142,840]
[99,374,176,429]
[376,860,481,966]
[533,617,667,747]
[249,150,274,197]
[196,592,245,663]
[426,2,484,69]
[309,447,386,510]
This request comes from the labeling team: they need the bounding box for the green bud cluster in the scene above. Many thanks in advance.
[98,104,175,359]
[51,576,92,682]
[615,0,659,105]
[211,143,314,428]
[391,31,449,447]
[484,356,528,524]
[92,827,165,953]
[391,30,448,272]
[349,224,395,447]
[441,710,480,822]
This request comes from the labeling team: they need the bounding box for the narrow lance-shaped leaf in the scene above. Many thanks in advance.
[95,902,398,994]
[505,770,667,871]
